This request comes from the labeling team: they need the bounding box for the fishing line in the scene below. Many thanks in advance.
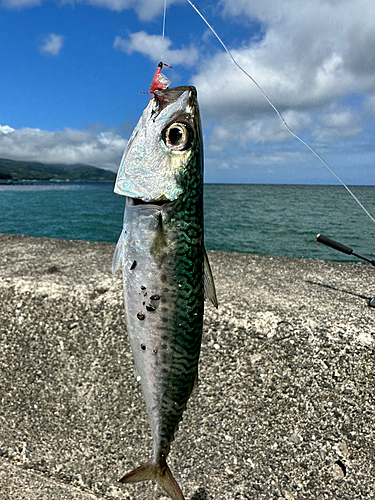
[186,0,375,226]
[160,0,168,61]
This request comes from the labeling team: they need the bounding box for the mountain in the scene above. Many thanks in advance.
[0,158,116,182]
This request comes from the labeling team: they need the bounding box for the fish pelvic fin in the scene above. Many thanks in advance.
[111,230,125,274]
[119,458,185,500]
[203,247,218,308]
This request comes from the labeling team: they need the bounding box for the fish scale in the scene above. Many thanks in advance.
[112,86,217,500]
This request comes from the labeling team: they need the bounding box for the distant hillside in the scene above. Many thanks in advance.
[0,158,116,182]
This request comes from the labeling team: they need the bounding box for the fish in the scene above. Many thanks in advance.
[112,85,218,500]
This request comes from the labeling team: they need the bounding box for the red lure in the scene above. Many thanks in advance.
[141,61,173,94]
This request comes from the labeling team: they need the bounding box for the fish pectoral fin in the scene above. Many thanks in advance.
[120,458,185,500]
[203,247,218,308]
[112,231,125,274]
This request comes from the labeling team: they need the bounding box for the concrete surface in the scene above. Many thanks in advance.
[0,233,374,500]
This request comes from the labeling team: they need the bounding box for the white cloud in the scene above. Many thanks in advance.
[188,0,375,157]
[0,125,127,171]
[312,109,362,143]
[40,34,64,56]
[114,31,199,67]
[193,41,367,119]
[209,110,312,152]
[0,125,15,135]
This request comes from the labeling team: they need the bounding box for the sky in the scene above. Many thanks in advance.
[1,0,375,184]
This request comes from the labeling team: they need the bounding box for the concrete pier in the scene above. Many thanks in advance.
[0,234,374,500]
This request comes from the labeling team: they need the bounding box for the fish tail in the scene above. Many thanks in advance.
[119,458,185,500]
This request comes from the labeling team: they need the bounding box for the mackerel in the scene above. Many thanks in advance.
[112,85,217,500]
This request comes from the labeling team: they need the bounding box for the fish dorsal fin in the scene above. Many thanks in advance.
[203,247,218,308]
[112,230,125,274]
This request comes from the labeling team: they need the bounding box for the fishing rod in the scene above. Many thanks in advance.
[315,234,375,307]
[316,234,375,267]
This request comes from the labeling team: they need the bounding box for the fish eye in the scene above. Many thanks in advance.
[163,123,192,151]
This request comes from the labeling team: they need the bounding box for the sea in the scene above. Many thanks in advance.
[1,182,375,263]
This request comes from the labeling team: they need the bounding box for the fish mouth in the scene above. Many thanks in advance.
[154,86,196,114]
[127,197,172,208]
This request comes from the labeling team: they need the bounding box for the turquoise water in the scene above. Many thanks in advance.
[1,182,374,262]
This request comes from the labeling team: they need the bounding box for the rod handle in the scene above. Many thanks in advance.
[316,234,353,255]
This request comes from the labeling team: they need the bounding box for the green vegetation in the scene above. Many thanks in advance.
[0,157,116,182]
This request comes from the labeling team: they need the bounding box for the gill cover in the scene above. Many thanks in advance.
[114,87,200,202]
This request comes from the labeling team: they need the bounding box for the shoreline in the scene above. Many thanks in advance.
[0,231,370,265]
[0,179,115,185]
[0,233,374,499]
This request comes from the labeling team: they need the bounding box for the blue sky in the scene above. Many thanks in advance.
[1,0,375,185]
